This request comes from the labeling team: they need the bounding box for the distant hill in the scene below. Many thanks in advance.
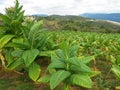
[81,13,120,22]
[33,15,120,33]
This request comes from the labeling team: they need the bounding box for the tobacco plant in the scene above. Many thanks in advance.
[0,0,24,37]
[38,42,100,90]
[110,55,120,79]
[0,0,49,82]
[0,0,24,68]
[6,19,49,81]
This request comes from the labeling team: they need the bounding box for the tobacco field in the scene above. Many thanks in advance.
[0,0,120,90]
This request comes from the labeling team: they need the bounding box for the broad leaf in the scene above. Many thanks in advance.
[8,42,30,49]
[7,58,23,70]
[68,57,92,73]
[22,49,39,67]
[56,49,65,59]
[50,70,71,89]
[70,64,92,73]
[0,35,14,49]
[39,50,55,57]
[70,74,92,88]
[10,38,29,49]
[37,75,51,83]
[5,50,13,65]
[35,36,48,49]
[29,62,41,81]
[28,20,43,41]
[11,50,24,57]
[68,57,81,65]
[60,42,69,58]
[110,55,116,64]
[51,53,63,62]
[30,20,43,33]
[111,65,120,79]
[0,15,11,24]
[47,60,66,70]
[69,45,78,57]
[87,71,100,77]
[78,56,94,64]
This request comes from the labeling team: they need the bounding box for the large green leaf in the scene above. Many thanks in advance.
[35,36,48,49]
[30,20,43,33]
[22,49,39,67]
[60,42,69,58]
[78,56,94,64]
[70,74,92,88]
[87,71,100,77]
[29,62,41,81]
[110,55,116,64]
[7,58,23,70]
[37,75,51,83]
[11,50,24,57]
[28,20,43,40]
[50,70,71,90]
[47,60,66,70]
[70,64,92,73]
[68,57,92,73]
[5,50,13,65]
[39,50,55,57]
[69,45,78,57]
[51,53,63,62]
[0,15,11,24]
[9,38,30,49]
[0,35,14,49]
[8,42,30,49]
[56,49,65,59]
[111,65,120,79]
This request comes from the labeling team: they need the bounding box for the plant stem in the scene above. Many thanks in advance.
[0,51,5,68]
[62,83,70,90]
[13,70,24,75]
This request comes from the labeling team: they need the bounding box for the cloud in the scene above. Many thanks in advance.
[0,0,120,15]
[19,0,75,15]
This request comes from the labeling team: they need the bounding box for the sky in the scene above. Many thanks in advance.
[0,0,120,15]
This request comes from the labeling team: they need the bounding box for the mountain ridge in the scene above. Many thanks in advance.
[80,13,120,22]
[33,15,120,33]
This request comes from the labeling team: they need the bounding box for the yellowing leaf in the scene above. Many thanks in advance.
[29,62,41,81]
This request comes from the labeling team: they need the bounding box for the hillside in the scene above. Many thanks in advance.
[34,15,120,33]
[81,13,120,22]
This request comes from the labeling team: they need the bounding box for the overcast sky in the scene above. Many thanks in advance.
[0,0,120,15]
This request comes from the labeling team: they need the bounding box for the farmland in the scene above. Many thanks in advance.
[0,0,120,90]
[0,30,120,90]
